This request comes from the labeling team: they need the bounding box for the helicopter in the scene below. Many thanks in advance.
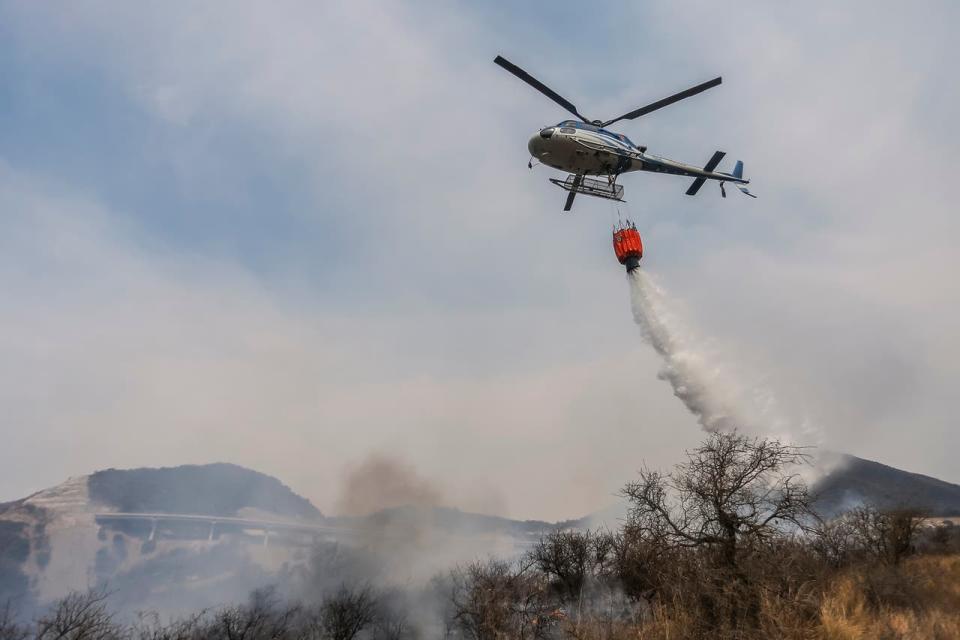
[494,55,755,211]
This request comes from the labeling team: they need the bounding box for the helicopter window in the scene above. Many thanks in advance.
[560,127,576,134]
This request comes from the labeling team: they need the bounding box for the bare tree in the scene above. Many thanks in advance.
[35,587,122,640]
[315,585,378,640]
[850,506,924,565]
[605,528,665,604]
[621,431,813,573]
[205,587,301,640]
[811,512,860,568]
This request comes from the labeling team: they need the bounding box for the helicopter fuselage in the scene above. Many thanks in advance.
[528,120,748,186]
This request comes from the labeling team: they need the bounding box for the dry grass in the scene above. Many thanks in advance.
[622,555,960,640]
[816,555,960,640]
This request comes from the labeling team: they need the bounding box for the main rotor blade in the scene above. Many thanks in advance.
[494,55,591,124]
[601,77,722,128]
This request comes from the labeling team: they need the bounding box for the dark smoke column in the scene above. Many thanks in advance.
[613,221,643,272]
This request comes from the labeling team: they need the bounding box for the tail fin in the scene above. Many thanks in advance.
[730,160,756,197]
[732,160,744,180]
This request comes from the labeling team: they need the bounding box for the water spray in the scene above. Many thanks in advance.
[614,221,814,442]
[624,265,820,445]
[627,268,736,432]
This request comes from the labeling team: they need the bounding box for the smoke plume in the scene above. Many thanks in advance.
[331,454,515,585]
[335,454,443,517]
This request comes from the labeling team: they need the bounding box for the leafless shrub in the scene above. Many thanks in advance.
[811,512,860,567]
[850,506,924,565]
[529,530,594,603]
[313,585,378,640]
[449,559,556,640]
[529,529,649,629]
[35,587,123,640]
[125,584,382,640]
[606,526,673,603]
[204,586,301,640]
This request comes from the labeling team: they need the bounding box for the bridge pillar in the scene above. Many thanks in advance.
[148,518,158,542]
[208,522,216,541]
[263,529,270,548]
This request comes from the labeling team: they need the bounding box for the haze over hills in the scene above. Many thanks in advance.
[1,455,958,614]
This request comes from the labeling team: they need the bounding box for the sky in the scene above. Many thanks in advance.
[1,1,958,521]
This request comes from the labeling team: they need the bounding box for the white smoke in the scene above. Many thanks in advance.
[628,269,820,444]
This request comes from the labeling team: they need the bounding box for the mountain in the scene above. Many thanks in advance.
[87,463,322,520]
[811,453,960,518]
[0,464,325,613]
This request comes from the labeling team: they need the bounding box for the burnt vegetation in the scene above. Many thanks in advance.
[4,431,960,639]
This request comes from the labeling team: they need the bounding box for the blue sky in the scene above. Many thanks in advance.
[2,1,958,520]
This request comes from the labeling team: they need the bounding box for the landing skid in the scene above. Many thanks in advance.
[549,174,625,211]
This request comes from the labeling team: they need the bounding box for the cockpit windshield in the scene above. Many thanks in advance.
[557,120,598,132]
[610,131,637,147]
[556,120,637,147]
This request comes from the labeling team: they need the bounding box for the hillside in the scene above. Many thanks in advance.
[87,463,323,520]
[812,453,960,517]
[0,464,326,611]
